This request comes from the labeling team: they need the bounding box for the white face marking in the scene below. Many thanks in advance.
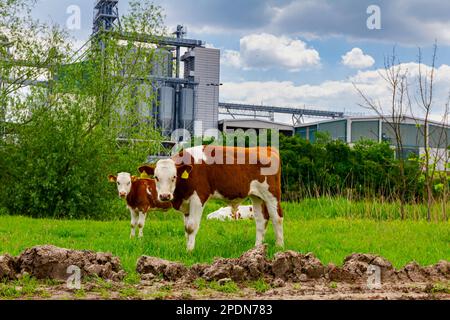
[153,159,177,202]
[116,172,132,198]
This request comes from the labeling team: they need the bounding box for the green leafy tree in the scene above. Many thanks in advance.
[0,0,166,218]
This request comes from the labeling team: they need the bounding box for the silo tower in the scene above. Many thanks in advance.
[93,0,121,34]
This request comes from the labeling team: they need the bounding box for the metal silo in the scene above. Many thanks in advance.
[152,49,173,78]
[158,86,175,136]
[179,87,194,132]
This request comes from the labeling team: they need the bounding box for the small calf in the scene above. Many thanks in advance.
[108,172,171,238]
[207,205,254,221]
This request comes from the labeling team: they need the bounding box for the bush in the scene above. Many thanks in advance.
[279,134,423,201]
[0,207,8,216]
[0,91,161,219]
[0,0,165,219]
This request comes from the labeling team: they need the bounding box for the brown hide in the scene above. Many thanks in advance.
[127,179,172,212]
[171,146,282,218]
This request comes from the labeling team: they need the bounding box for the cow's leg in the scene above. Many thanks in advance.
[137,211,147,238]
[129,207,138,238]
[230,200,241,220]
[184,193,203,251]
[250,196,269,246]
[264,196,284,247]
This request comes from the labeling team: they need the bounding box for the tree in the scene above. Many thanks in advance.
[0,0,166,218]
[354,49,411,219]
[411,44,450,221]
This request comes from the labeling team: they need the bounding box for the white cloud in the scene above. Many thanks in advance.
[222,33,320,71]
[341,48,375,69]
[204,42,218,49]
[222,49,243,69]
[221,62,450,123]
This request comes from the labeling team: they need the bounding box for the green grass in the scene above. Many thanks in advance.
[250,279,271,293]
[0,274,42,299]
[282,197,450,221]
[119,286,140,299]
[209,280,239,294]
[0,199,448,276]
[429,282,450,294]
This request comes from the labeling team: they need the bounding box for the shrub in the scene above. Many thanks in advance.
[0,0,165,219]
[279,134,423,202]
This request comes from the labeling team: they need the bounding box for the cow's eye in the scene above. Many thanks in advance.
[116,182,120,185]
[155,176,159,182]
[127,182,130,186]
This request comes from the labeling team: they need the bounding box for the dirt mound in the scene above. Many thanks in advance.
[2,245,448,288]
[136,246,450,285]
[136,246,270,282]
[202,245,269,281]
[0,254,18,280]
[396,260,450,282]
[328,253,395,283]
[271,251,324,281]
[136,256,188,281]
[15,245,126,281]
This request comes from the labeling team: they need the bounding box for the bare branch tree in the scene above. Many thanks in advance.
[410,43,449,221]
[353,48,412,219]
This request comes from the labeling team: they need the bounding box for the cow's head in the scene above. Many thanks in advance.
[139,160,192,202]
[108,172,137,199]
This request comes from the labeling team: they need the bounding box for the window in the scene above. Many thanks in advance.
[351,120,379,142]
[318,120,346,141]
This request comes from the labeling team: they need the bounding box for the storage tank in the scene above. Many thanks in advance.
[179,88,194,130]
[152,49,173,77]
[158,86,175,135]
[136,84,153,118]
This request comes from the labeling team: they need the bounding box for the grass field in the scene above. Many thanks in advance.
[0,198,448,275]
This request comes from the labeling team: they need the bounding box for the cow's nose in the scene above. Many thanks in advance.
[119,192,127,198]
[159,194,171,202]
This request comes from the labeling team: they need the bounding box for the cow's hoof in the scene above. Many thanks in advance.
[275,241,285,248]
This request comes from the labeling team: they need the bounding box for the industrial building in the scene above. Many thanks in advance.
[182,47,221,136]
[295,116,450,168]
[91,0,343,139]
[92,0,221,139]
[5,0,449,161]
[89,1,450,167]
[219,119,295,137]
[0,0,347,146]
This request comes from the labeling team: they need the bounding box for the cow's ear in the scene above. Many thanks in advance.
[131,176,138,182]
[138,165,155,176]
[108,175,117,183]
[176,164,193,177]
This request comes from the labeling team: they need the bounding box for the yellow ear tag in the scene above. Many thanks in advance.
[181,170,189,179]
[140,171,150,179]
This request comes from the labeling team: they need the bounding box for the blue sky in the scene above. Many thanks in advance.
[31,0,450,121]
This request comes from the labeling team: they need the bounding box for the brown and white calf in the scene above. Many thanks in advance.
[139,146,283,251]
[108,172,171,238]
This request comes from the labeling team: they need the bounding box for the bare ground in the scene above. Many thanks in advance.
[1,245,449,300]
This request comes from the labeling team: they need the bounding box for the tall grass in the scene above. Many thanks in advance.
[283,197,450,221]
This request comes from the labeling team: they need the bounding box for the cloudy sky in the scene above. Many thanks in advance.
[32,0,450,123]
